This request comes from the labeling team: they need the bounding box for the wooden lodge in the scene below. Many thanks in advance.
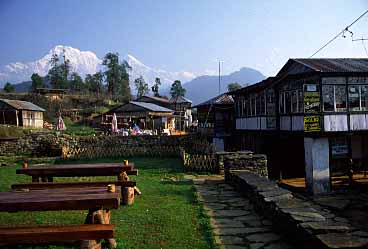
[0,99,45,128]
[229,58,368,194]
[169,96,193,131]
[100,101,175,132]
[194,93,234,150]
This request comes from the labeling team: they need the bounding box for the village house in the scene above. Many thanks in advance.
[169,96,193,131]
[194,93,234,150]
[230,58,368,194]
[136,95,193,132]
[99,101,175,134]
[0,99,45,128]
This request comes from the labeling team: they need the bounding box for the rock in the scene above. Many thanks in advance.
[289,211,326,222]
[214,218,245,228]
[300,222,351,233]
[249,242,264,249]
[246,233,281,243]
[213,210,251,218]
[317,233,368,248]
[219,236,244,245]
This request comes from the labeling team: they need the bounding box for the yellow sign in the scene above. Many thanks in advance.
[304,92,320,113]
[304,116,321,132]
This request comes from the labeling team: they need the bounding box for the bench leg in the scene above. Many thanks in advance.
[85,209,116,249]
[80,240,101,249]
[95,210,116,249]
[118,171,129,182]
[32,176,40,182]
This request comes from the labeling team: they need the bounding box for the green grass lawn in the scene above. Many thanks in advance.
[0,157,217,249]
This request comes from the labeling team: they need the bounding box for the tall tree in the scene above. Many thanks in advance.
[170,80,186,98]
[69,72,84,93]
[85,72,104,96]
[152,77,161,97]
[3,82,15,93]
[134,76,149,98]
[102,52,131,100]
[30,73,45,91]
[47,53,70,89]
[227,82,242,92]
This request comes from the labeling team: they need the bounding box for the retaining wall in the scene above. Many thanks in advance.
[225,170,368,249]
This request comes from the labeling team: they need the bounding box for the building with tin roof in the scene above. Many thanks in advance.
[193,93,234,150]
[0,99,45,128]
[230,58,368,194]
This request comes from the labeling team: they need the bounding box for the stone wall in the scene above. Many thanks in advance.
[0,132,209,159]
[222,151,268,178]
[226,170,368,249]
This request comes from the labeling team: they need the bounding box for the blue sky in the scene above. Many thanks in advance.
[0,0,367,77]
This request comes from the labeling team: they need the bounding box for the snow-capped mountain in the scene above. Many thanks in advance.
[0,45,195,89]
[0,45,101,85]
[125,54,195,88]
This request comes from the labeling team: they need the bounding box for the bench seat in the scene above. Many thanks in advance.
[0,224,115,245]
[11,181,136,190]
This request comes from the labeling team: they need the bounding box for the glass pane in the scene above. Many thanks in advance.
[348,85,360,111]
[279,93,284,114]
[335,85,347,112]
[292,90,298,113]
[285,92,291,113]
[252,98,256,116]
[362,86,368,111]
[348,77,368,84]
[260,94,266,115]
[298,90,303,112]
[322,85,334,112]
[322,77,345,84]
[256,96,261,115]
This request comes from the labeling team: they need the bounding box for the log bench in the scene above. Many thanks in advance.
[11,180,136,190]
[0,224,115,249]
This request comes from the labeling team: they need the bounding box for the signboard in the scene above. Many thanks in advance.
[304,91,320,113]
[331,144,349,157]
[304,116,321,132]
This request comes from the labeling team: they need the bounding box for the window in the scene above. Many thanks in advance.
[362,86,368,111]
[292,90,298,113]
[256,95,262,115]
[335,85,347,111]
[260,93,266,115]
[252,97,257,116]
[298,90,303,112]
[279,93,285,114]
[322,85,347,112]
[285,91,291,113]
[322,85,334,112]
[348,85,360,111]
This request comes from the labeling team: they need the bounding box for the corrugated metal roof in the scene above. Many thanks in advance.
[292,58,368,73]
[169,96,192,104]
[130,101,174,112]
[0,99,45,112]
[229,77,276,95]
[137,95,170,103]
[194,93,233,108]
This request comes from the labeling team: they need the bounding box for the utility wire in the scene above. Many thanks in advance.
[309,9,368,58]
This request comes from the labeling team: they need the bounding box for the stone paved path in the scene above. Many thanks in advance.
[191,175,296,249]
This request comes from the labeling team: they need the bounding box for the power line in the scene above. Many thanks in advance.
[309,9,368,58]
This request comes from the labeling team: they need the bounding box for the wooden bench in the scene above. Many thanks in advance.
[0,224,115,249]
[11,180,136,190]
